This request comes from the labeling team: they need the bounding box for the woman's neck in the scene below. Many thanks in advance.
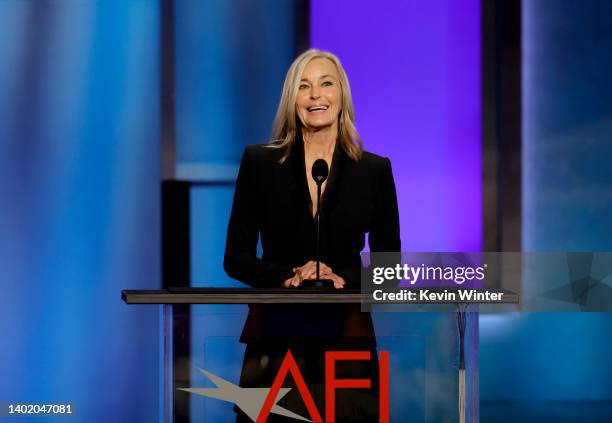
[301,126,337,158]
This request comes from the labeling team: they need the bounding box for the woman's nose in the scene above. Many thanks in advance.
[310,86,321,99]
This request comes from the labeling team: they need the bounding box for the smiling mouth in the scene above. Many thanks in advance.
[307,106,328,112]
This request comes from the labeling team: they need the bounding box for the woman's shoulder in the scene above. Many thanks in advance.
[242,143,285,164]
[356,150,392,172]
[360,150,389,163]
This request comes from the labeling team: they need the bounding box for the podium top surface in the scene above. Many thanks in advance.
[121,288,364,304]
[122,288,519,305]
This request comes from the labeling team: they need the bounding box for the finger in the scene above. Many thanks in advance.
[320,266,333,276]
[304,261,316,272]
[314,270,331,280]
[309,265,328,279]
[311,261,329,271]
[330,274,345,289]
[300,264,316,279]
[295,265,309,278]
[292,272,304,287]
[298,261,315,272]
[306,262,331,278]
[304,267,319,279]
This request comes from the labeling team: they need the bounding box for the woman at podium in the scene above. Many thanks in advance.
[224,48,400,422]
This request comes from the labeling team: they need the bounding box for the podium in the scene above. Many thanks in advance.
[122,288,478,422]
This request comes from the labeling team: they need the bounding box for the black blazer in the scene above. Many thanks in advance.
[224,135,401,341]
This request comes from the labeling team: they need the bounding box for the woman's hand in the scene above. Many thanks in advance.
[328,273,346,289]
[294,260,333,281]
[282,272,346,289]
[282,261,345,289]
[283,260,332,287]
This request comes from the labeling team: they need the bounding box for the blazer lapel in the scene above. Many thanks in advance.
[321,144,346,215]
[280,134,312,219]
[282,133,348,218]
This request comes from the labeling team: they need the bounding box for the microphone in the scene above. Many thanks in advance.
[302,159,332,288]
[311,159,329,185]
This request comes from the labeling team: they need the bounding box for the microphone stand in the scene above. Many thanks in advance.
[315,182,322,283]
[303,164,332,288]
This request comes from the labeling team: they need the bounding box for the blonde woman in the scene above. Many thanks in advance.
[224,49,400,421]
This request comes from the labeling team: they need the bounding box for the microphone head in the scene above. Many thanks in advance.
[311,159,329,185]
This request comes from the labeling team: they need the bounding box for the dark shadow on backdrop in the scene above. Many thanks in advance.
[482,0,522,253]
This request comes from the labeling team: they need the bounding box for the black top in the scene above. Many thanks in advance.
[223,134,401,341]
[224,135,401,287]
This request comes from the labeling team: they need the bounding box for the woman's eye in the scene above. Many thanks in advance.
[322,81,333,86]
[299,84,309,89]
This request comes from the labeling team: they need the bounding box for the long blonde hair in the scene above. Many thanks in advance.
[268,49,363,162]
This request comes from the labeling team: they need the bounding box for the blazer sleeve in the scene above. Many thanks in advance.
[223,146,294,287]
[335,157,401,287]
[369,157,401,252]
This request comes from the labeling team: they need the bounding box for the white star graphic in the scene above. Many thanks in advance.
[178,367,311,422]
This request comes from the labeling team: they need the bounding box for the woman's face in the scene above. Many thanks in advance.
[295,58,342,131]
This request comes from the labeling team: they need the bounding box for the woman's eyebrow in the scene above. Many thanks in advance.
[300,74,336,82]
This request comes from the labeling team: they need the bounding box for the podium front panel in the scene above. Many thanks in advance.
[162,303,477,422]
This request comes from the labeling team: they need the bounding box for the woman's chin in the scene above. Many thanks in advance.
[302,121,336,131]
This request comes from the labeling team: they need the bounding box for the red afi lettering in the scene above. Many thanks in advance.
[324,351,390,422]
[256,349,390,423]
[256,349,323,423]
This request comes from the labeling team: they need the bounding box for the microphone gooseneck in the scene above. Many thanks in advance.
[311,159,329,284]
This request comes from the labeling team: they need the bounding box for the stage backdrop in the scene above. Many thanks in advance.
[480,0,612,412]
[0,2,159,421]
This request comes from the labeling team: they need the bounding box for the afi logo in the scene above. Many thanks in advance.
[180,349,390,423]
[258,349,389,423]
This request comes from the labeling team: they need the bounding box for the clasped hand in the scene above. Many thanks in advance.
[282,260,346,289]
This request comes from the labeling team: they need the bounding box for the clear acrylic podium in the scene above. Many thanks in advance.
[122,288,478,422]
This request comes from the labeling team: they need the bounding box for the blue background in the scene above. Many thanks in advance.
[479,0,612,417]
[0,1,160,421]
